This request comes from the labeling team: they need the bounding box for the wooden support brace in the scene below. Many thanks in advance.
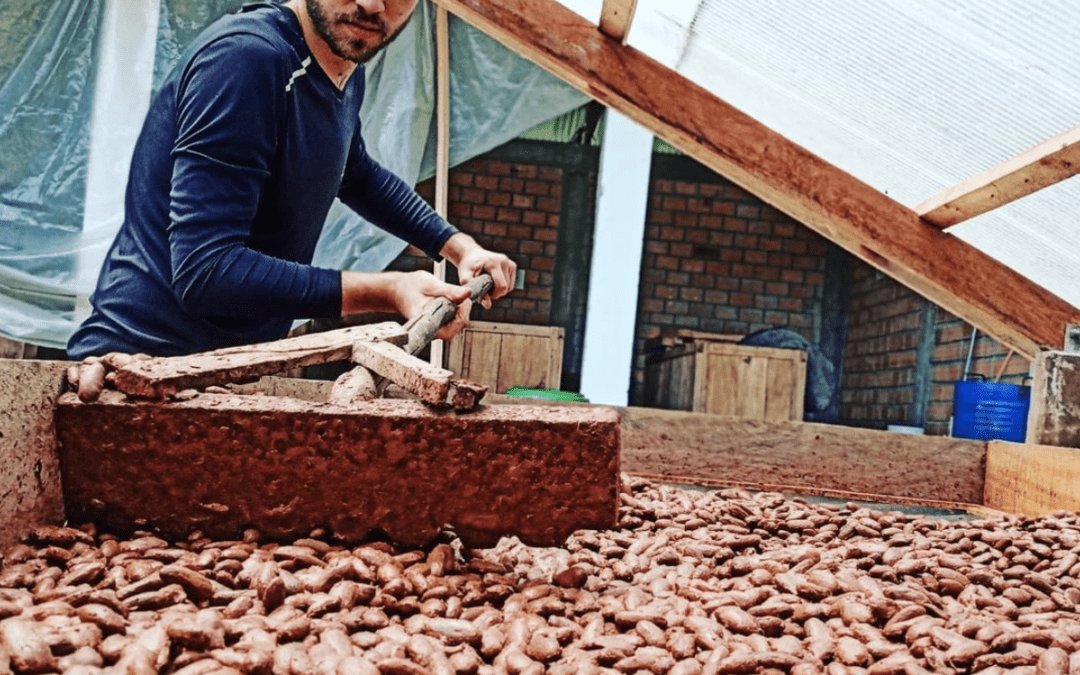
[352,339,487,410]
[114,323,407,398]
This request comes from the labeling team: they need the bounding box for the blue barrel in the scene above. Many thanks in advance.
[952,380,1030,442]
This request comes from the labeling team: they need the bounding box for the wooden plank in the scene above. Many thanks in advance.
[497,334,548,391]
[467,330,504,392]
[430,0,1080,356]
[114,322,407,398]
[0,359,67,550]
[429,5,452,370]
[704,351,737,416]
[984,441,1080,517]
[1026,349,1080,448]
[917,124,1080,228]
[739,354,769,419]
[598,0,637,44]
[618,405,988,504]
[465,321,566,338]
[765,354,797,421]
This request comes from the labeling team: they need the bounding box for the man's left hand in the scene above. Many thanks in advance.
[440,233,517,309]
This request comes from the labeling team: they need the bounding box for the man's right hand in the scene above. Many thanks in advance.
[341,270,473,341]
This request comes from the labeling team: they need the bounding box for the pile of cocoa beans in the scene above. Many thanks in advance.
[3,477,1080,675]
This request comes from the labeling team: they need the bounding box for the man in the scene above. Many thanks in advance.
[67,0,515,359]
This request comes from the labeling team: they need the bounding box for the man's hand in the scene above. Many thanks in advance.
[342,270,473,341]
[439,232,516,309]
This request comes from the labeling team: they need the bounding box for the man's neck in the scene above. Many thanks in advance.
[285,0,357,90]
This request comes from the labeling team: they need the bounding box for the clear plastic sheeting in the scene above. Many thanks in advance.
[0,0,586,349]
[0,0,104,344]
[313,4,588,276]
[625,0,1080,309]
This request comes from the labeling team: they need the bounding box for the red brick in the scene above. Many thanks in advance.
[670,243,692,257]
[497,208,521,223]
[488,192,511,207]
[525,180,549,196]
[537,197,561,212]
[675,181,698,195]
[674,212,698,228]
[538,167,561,182]
[663,196,687,211]
[730,292,753,307]
[450,172,474,186]
[745,250,767,265]
[475,175,498,190]
[499,177,525,193]
[522,211,546,226]
[705,261,730,276]
[512,163,538,178]
[656,255,680,271]
[473,205,496,220]
[681,259,705,274]
[511,194,534,209]
[482,222,508,238]
[448,203,471,219]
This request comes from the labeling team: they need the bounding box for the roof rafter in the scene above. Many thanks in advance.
[432,0,1080,356]
[918,124,1080,228]
[598,0,638,44]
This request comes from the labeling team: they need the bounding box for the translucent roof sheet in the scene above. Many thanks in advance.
[564,0,1080,309]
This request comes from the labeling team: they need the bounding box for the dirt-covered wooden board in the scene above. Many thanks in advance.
[113,322,407,398]
[615,406,988,505]
[0,359,67,550]
[984,441,1080,517]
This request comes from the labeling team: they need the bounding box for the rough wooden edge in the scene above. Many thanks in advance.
[114,323,406,398]
[0,359,67,550]
[984,440,1080,518]
[917,124,1080,228]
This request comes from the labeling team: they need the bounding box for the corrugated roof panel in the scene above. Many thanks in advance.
[620,0,1080,307]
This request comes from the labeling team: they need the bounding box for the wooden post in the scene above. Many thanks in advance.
[430,5,451,369]
[1027,350,1080,448]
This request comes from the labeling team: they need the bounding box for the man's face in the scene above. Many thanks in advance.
[305,0,419,63]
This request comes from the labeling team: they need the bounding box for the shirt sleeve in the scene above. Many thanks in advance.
[167,34,342,320]
[338,132,458,260]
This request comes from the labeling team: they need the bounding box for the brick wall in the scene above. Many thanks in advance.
[840,264,926,426]
[630,156,829,404]
[388,156,564,326]
[927,309,1031,436]
[841,258,1032,434]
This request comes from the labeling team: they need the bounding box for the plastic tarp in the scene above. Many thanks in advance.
[0,0,588,349]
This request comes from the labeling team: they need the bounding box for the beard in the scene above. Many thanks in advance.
[305,0,411,63]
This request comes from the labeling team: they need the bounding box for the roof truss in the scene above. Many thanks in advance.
[431,0,1080,356]
[598,0,638,44]
[917,124,1080,228]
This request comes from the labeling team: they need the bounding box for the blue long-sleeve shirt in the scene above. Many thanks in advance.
[67,2,456,359]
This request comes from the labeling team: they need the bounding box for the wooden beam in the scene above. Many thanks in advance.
[984,440,1080,517]
[114,323,407,398]
[430,5,452,369]
[618,406,987,506]
[0,359,67,550]
[917,124,1080,228]
[430,0,1080,356]
[598,0,637,44]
